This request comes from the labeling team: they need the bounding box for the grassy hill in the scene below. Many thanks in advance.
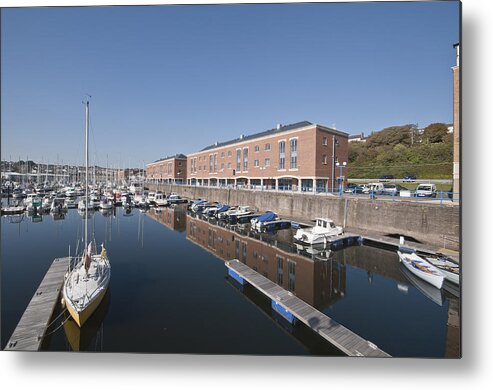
[347,123,453,179]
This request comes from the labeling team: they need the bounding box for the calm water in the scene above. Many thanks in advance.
[1,205,460,356]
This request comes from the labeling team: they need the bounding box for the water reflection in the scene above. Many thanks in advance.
[1,205,460,357]
[148,206,460,358]
[147,206,186,232]
[399,262,444,306]
[63,289,111,351]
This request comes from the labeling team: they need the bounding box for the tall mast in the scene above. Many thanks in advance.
[85,99,89,247]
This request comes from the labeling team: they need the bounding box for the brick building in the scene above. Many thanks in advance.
[186,121,348,192]
[146,154,187,184]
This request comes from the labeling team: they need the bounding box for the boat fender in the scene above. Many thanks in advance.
[61,297,66,308]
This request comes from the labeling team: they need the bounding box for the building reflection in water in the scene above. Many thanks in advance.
[149,205,460,357]
[147,206,187,232]
[185,212,346,310]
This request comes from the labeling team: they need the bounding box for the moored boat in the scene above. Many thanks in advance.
[250,211,278,231]
[397,250,445,289]
[63,98,111,327]
[293,217,344,245]
[425,254,459,286]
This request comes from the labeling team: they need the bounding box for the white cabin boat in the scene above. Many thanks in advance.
[397,250,445,289]
[25,193,42,213]
[222,206,252,220]
[100,197,113,210]
[50,197,68,213]
[293,218,343,245]
[154,192,168,207]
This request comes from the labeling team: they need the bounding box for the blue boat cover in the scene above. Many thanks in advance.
[217,205,230,213]
[257,211,277,223]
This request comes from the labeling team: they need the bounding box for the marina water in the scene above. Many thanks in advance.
[1,205,459,356]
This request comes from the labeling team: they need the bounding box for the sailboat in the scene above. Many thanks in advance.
[62,98,111,327]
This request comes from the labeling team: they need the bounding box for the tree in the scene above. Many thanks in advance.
[365,125,413,147]
[422,123,449,144]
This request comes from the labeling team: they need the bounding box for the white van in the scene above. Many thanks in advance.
[416,183,437,197]
[364,182,385,194]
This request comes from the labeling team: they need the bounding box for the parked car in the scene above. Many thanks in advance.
[403,174,417,182]
[344,183,360,193]
[383,184,408,195]
[415,183,437,197]
[363,182,385,194]
[379,175,394,182]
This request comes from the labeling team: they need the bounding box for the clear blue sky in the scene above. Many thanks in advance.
[1,1,460,168]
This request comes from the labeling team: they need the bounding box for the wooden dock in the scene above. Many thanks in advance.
[5,257,70,351]
[225,259,390,357]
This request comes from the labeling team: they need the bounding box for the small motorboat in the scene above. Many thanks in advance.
[397,250,445,289]
[190,199,209,213]
[167,194,187,204]
[293,217,343,245]
[222,206,252,220]
[50,197,68,213]
[100,197,113,210]
[250,211,278,231]
[154,192,168,207]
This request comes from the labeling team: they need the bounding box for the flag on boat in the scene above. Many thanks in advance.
[84,242,92,271]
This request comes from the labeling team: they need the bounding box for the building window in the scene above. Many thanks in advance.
[279,141,285,170]
[227,162,231,169]
[277,256,284,285]
[255,145,259,152]
[323,136,328,146]
[236,150,241,171]
[290,138,297,169]
[322,154,328,165]
[228,150,232,157]
[243,148,248,171]
[178,161,182,166]
[254,159,259,167]
[265,158,270,167]
[288,260,296,292]
[214,153,217,172]
[221,152,224,158]
[265,143,271,151]
[209,155,213,173]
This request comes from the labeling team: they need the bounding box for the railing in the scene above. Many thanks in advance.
[146,181,460,206]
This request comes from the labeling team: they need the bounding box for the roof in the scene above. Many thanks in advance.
[200,121,313,152]
[152,153,187,163]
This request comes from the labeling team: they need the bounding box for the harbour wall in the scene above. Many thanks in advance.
[148,184,460,250]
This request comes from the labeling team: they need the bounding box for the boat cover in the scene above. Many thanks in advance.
[256,211,278,223]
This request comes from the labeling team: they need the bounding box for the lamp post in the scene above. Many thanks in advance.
[260,166,265,192]
[336,161,347,196]
[331,136,339,193]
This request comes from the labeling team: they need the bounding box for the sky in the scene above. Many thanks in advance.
[1,0,460,168]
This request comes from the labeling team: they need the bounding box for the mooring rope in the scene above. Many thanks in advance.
[43,314,71,337]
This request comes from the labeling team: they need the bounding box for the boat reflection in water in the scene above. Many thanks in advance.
[77,209,95,219]
[398,263,444,306]
[185,211,347,310]
[63,289,111,351]
[148,205,460,357]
